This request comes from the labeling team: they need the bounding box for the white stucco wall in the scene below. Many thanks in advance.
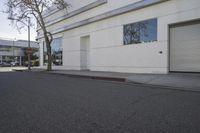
[38,0,200,73]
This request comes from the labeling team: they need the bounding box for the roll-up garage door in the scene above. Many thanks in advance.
[170,22,200,72]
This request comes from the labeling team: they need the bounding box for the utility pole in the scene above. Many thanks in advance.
[12,38,16,64]
[8,17,32,70]
[12,39,14,62]
[28,17,31,70]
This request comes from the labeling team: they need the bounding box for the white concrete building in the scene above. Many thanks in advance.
[37,0,200,74]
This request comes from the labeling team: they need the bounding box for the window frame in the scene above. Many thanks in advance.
[123,18,158,45]
[43,37,63,66]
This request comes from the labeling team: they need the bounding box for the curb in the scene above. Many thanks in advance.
[44,71,126,82]
[12,69,28,72]
[125,80,200,93]
[46,71,200,93]
[16,69,200,93]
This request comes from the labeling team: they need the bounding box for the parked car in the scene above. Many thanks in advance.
[24,61,32,67]
[24,60,39,67]
[0,62,11,67]
[53,59,62,66]
[10,61,19,66]
[32,60,39,66]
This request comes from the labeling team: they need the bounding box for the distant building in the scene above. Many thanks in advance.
[0,38,39,66]
[37,0,200,73]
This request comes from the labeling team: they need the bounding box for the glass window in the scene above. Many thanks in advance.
[123,18,157,45]
[0,46,12,52]
[52,37,63,66]
[43,37,63,66]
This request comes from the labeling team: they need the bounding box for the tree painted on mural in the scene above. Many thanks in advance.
[5,0,69,71]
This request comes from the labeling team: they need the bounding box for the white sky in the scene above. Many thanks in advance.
[0,0,37,41]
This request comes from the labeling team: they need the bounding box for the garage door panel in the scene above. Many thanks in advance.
[170,24,200,41]
[171,58,200,64]
[170,23,200,72]
[171,40,200,46]
[170,66,200,72]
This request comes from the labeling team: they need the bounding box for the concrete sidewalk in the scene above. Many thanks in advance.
[33,67,200,91]
[126,73,200,91]
[0,67,28,72]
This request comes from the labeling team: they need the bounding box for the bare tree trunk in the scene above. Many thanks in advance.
[44,35,52,71]
[47,43,52,71]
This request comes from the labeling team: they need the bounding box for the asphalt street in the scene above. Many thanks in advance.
[0,72,200,133]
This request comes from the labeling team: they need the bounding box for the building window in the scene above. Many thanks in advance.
[52,37,63,66]
[43,37,63,66]
[123,18,157,45]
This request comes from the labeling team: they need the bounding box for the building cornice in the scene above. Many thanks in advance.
[37,0,168,40]
[38,0,107,30]
[42,7,59,19]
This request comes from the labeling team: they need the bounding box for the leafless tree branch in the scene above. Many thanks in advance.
[4,0,70,71]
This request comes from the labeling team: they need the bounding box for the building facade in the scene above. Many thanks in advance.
[37,0,200,73]
[0,39,39,66]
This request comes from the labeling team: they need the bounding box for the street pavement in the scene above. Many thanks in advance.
[0,72,200,133]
